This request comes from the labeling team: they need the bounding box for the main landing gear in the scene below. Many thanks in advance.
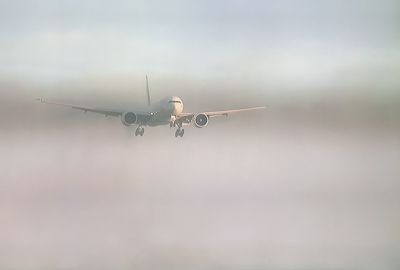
[135,127,144,136]
[175,128,185,137]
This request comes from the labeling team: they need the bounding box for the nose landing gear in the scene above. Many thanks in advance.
[175,128,185,137]
[135,127,144,136]
[173,119,185,138]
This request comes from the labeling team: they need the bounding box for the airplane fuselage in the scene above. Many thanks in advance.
[146,96,184,126]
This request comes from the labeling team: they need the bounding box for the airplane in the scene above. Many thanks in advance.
[37,76,266,137]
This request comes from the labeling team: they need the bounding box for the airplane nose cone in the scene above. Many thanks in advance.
[172,103,183,116]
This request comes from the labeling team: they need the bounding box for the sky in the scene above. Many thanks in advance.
[0,1,400,269]
[0,0,399,96]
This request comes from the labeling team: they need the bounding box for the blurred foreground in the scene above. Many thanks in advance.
[0,78,399,269]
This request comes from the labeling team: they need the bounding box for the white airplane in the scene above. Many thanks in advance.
[37,76,266,137]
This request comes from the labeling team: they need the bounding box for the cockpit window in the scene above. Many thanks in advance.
[169,100,181,104]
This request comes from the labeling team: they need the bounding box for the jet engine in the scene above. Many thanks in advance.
[194,113,209,128]
[121,112,138,126]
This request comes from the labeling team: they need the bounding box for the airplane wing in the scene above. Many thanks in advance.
[203,106,267,118]
[36,98,123,117]
[175,106,266,125]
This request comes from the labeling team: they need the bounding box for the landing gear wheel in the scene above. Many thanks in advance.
[175,128,185,137]
[135,127,144,137]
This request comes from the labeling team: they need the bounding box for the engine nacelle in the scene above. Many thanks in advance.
[121,112,138,126]
[193,113,209,128]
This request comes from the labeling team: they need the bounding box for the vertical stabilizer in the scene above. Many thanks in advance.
[146,75,151,106]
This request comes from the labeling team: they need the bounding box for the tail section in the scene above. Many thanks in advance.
[146,75,151,106]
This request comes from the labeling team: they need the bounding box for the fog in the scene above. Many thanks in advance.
[0,77,399,269]
[1,0,400,269]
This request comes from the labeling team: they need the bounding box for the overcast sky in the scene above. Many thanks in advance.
[0,0,399,96]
